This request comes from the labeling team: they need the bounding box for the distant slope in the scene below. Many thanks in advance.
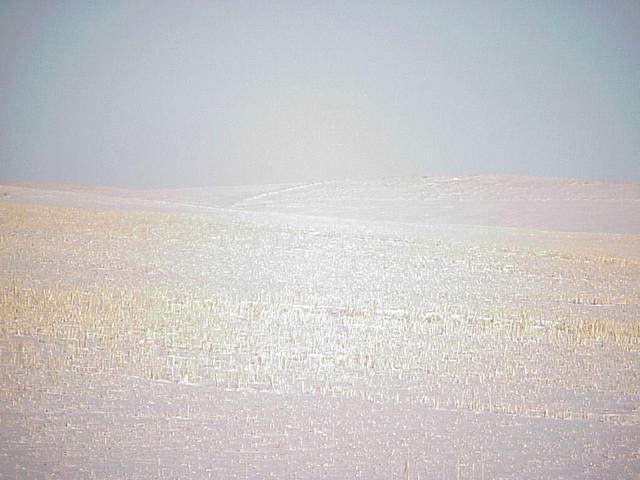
[0,182,293,212]
[232,176,640,234]
[2,176,639,234]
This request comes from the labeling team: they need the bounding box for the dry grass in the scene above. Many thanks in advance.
[2,277,638,423]
[1,200,639,425]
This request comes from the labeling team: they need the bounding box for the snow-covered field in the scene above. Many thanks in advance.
[1,176,639,478]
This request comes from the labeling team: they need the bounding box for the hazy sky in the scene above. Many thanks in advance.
[1,1,639,187]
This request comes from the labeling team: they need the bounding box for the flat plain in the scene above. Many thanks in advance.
[1,176,639,479]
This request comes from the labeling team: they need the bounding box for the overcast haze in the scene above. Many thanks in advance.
[1,1,639,188]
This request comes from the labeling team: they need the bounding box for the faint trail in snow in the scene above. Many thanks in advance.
[231,180,337,208]
[1,183,348,223]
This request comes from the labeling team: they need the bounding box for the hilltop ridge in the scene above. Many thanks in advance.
[2,175,639,234]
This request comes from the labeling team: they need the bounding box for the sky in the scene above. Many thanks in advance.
[1,1,639,188]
